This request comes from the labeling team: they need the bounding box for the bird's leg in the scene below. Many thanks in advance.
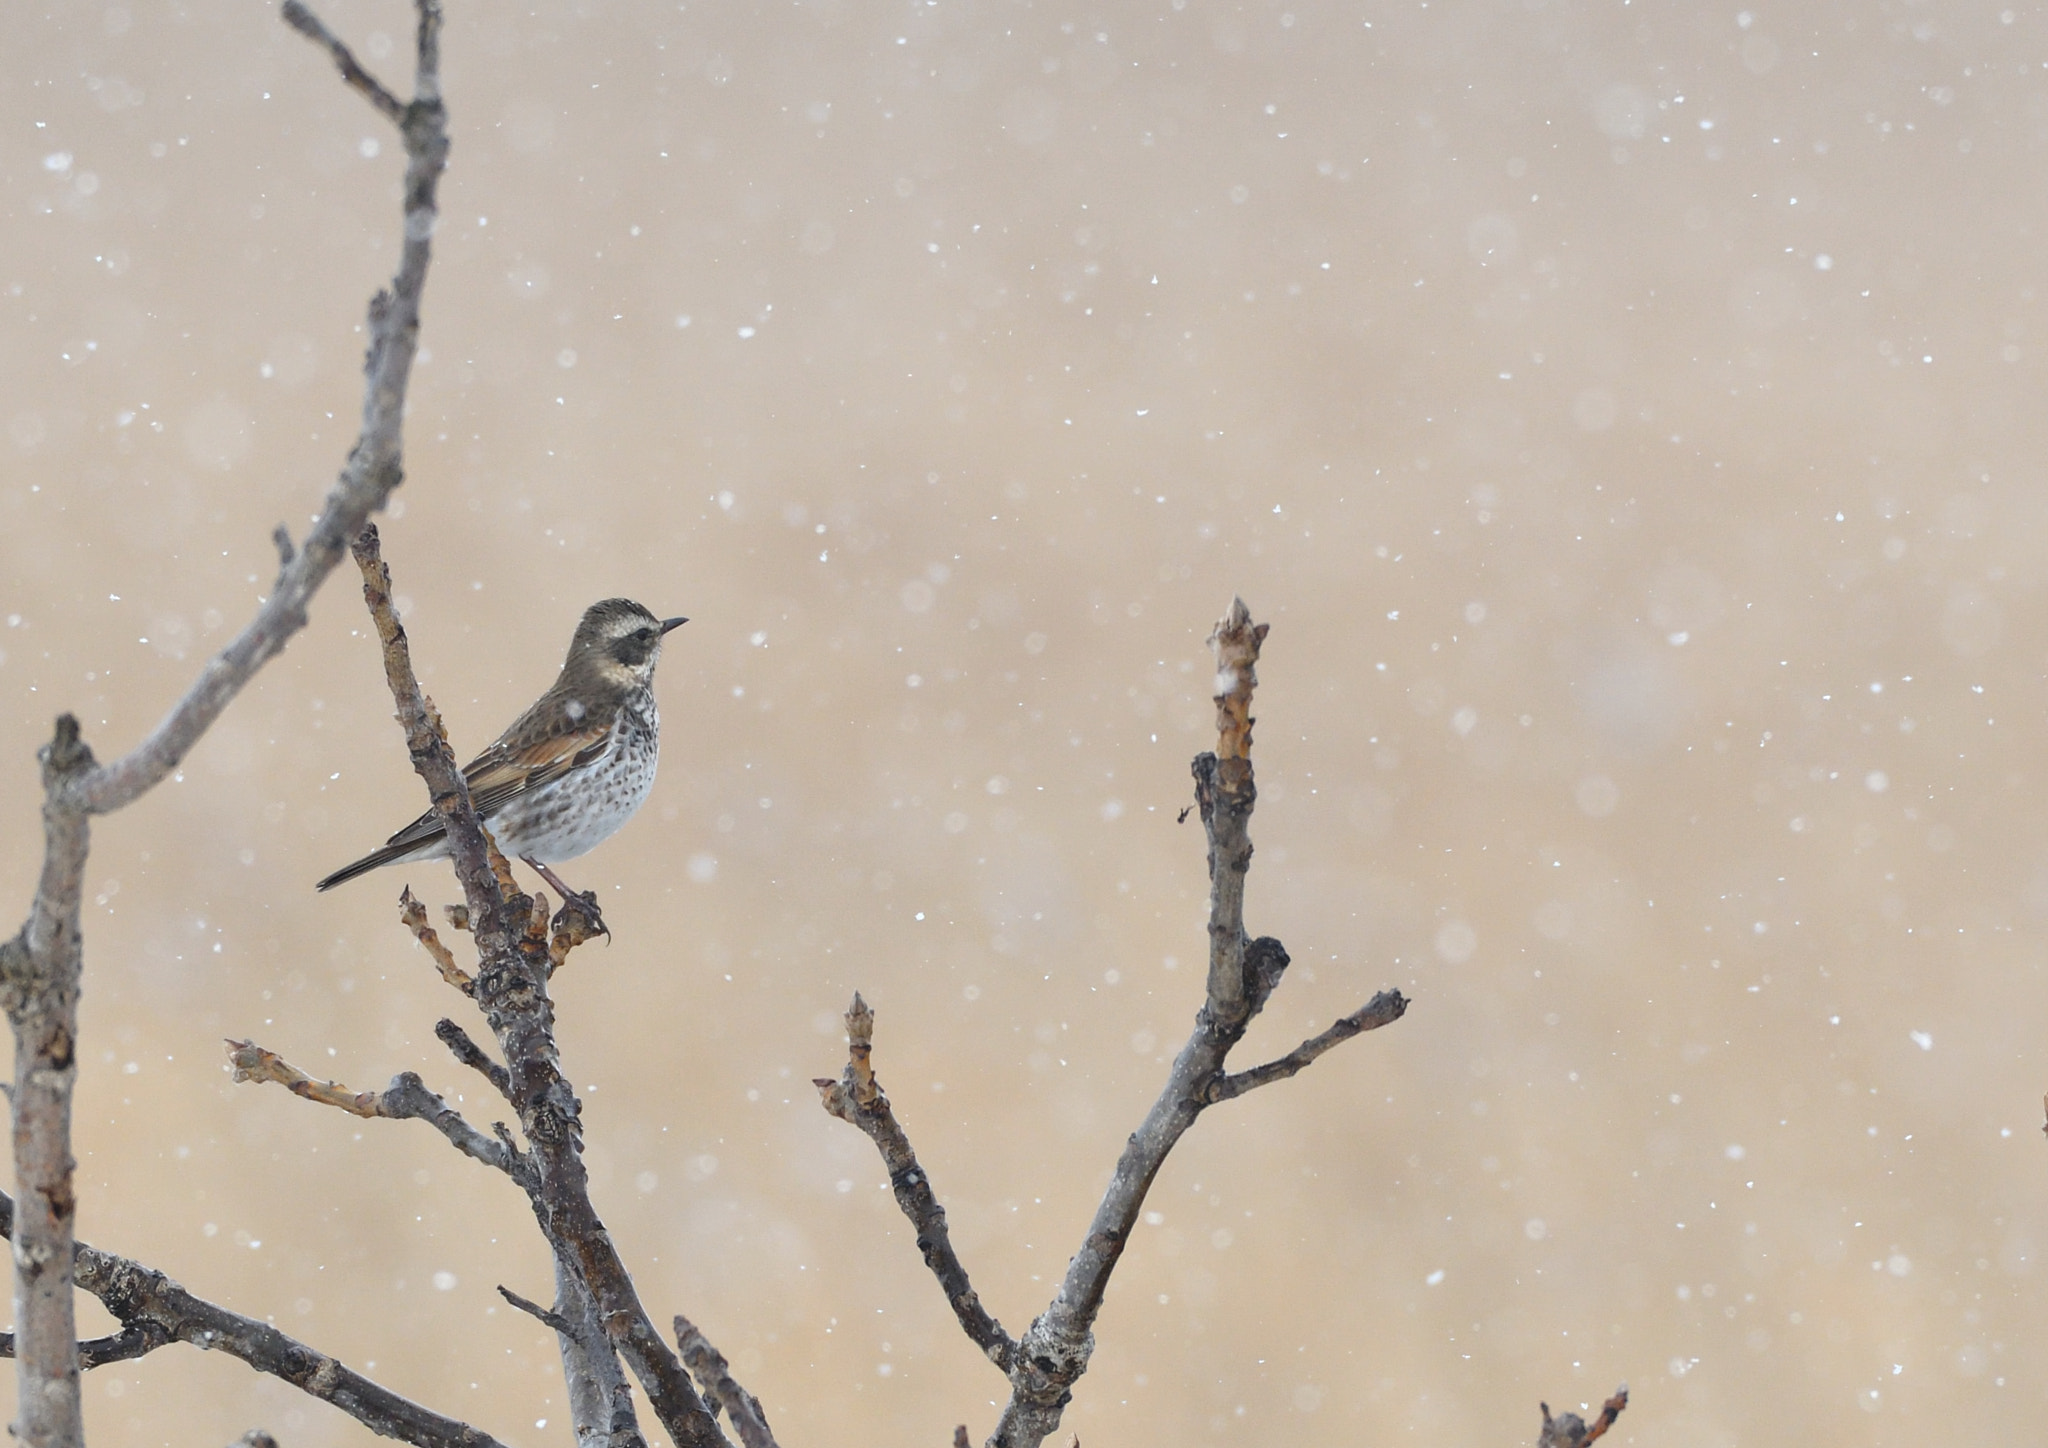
[522,856,611,943]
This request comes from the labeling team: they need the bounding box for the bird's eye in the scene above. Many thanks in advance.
[636,628,655,642]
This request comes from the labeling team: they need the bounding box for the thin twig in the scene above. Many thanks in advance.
[225,1041,516,1177]
[435,1018,512,1099]
[815,996,1016,1371]
[279,0,405,121]
[675,1314,781,1448]
[1205,989,1409,1103]
[402,887,475,993]
[0,1325,160,1371]
[498,1285,573,1336]
[0,1189,504,1448]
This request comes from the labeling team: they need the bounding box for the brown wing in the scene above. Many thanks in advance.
[373,709,612,855]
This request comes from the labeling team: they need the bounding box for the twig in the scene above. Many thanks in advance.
[225,1041,516,1177]
[279,0,406,122]
[497,1285,572,1336]
[1537,1385,1629,1447]
[815,996,1016,1370]
[402,887,475,993]
[435,1018,512,1099]
[0,1189,504,1448]
[675,1314,781,1448]
[0,9,449,1427]
[0,1325,160,1370]
[1204,989,1410,1104]
[351,536,727,1448]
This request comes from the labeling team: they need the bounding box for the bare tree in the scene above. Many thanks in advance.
[0,5,1624,1446]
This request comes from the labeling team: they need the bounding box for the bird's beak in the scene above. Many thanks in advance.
[660,617,689,635]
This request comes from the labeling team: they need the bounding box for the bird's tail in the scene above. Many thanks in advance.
[315,835,439,892]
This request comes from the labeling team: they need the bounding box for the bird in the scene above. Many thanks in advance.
[317,598,687,901]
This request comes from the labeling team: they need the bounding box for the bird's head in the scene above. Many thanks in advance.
[565,599,688,687]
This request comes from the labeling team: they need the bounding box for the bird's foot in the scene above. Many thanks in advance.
[523,856,612,949]
[549,889,610,951]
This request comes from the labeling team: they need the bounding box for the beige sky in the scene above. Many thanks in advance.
[3,0,2047,1443]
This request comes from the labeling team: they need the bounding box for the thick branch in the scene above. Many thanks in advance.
[0,716,96,1447]
[225,1041,516,1178]
[554,1259,648,1448]
[815,995,1017,1371]
[675,1314,782,1448]
[0,1190,504,1448]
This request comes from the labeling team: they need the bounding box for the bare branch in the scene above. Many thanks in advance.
[927,599,1401,1448]
[351,538,727,1448]
[0,715,96,1445]
[435,1018,512,1099]
[402,887,475,994]
[350,527,514,951]
[675,1314,781,1448]
[0,1325,162,1371]
[0,1189,505,1448]
[280,0,405,122]
[1199,595,1268,1023]
[47,3,448,821]
[554,1259,648,1448]
[816,995,1016,1370]
[225,1041,516,1177]
[1537,1386,1629,1447]
[1204,989,1410,1104]
[498,1285,573,1336]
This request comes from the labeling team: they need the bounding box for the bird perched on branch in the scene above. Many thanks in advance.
[317,598,687,901]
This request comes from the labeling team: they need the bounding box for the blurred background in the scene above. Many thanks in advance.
[3,0,2046,1443]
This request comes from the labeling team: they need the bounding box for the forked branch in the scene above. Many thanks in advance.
[822,598,1408,1448]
